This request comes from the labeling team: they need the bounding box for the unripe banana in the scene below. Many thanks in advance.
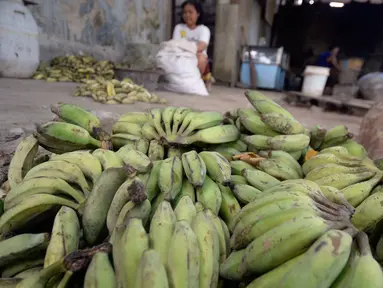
[205,209,227,263]
[199,151,231,185]
[172,107,192,135]
[305,164,370,182]
[242,168,280,191]
[146,160,162,201]
[84,252,117,288]
[167,146,183,158]
[230,160,256,175]
[259,150,303,178]
[339,139,368,159]
[15,267,43,279]
[213,146,241,160]
[120,218,149,288]
[219,249,245,281]
[177,125,240,145]
[162,106,177,136]
[267,134,310,152]
[112,121,142,136]
[148,140,165,161]
[174,195,197,224]
[173,180,196,207]
[215,139,248,152]
[192,211,220,288]
[255,158,301,180]
[44,207,80,268]
[92,149,124,169]
[149,201,176,265]
[8,135,39,189]
[180,111,223,136]
[118,112,150,125]
[142,123,160,141]
[310,125,327,150]
[114,199,151,228]
[239,115,279,136]
[302,153,363,175]
[230,175,247,185]
[158,157,183,201]
[352,189,383,230]
[243,135,271,150]
[323,125,350,143]
[261,112,305,134]
[167,220,200,288]
[118,149,152,173]
[218,183,241,230]
[280,229,352,288]
[135,250,169,288]
[150,108,166,138]
[196,175,222,215]
[231,184,262,204]
[181,151,206,187]
[314,171,375,190]
[135,137,149,155]
[1,258,44,278]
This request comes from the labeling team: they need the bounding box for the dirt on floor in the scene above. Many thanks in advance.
[0,78,363,154]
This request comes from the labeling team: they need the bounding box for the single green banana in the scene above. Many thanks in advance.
[255,158,301,180]
[2,258,44,278]
[173,180,196,207]
[118,149,153,173]
[134,137,150,154]
[259,150,303,178]
[199,151,231,185]
[231,184,262,204]
[320,135,350,149]
[267,134,310,152]
[145,160,162,201]
[230,160,256,175]
[44,207,80,268]
[181,151,206,187]
[196,175,222,215]
[245,91,294,118]
[82,167,129,245]
[309,125,327,150]
[302,153,362,175]
[0,233,49,268]
[14,267,43,279]
[4,177,85,210]
[305,164,371,182]
[230,175,248,185]
[280,229,352,288]
[320,186,355,213]
[134,250,169,288]
[51,103,101,135]
[239,115,279,136]
[23,160,89,194]
[92,149,124,170]
[148,140,165,161]
[352,190,383,230]
[323,125,350,143]
[171,107,192,135]
[84,252,117,288]
[174,195,197,224]
[162,106,177,136]
[261,112,304,135]
[0,277,22,287]
[120,218,149,288]
[342,171,382,207]
[8,135,39,189]
[215,139,248,152]
[114,199,151,228]
[242,168,280,191]
[180,111,223,136]
[167,220,200,288]
[243,135,272,150]
[339,139,368,159]
[142,123,160,141]
[112,121,142,136]
[158,157,183,201]
[50,151,102,183]
[219,249,245,281]
[177,111,197,135]
[218,183,241,230]
[205,209,228,263]
[150,108,166,138]
[314,171,375,190]
[0,194,79,234]
[176,125,240,145]
[239,215,347,276]
[192,211,220,288]
[149,201,176,265]
[212,146,240,160]
[118,112,150,125]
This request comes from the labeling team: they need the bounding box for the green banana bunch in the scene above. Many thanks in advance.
[0,194,79,234]
[84,252,117,288]
[280,229,352,288]
[158,157,183,201]
[23,160,90,194]
[218,183,241,230]
[135,250,169,288]
[148,140,165,161]
[44,207,80,268]
[167,220,200,288]
[118,112,150,125]
[242,168,280,191]
[174,195,197,224]
[82,167,129,245]
[181,151,206,187]
[4,177,85,210]
[199,151,231,185]
[332,232,383,288]
[51,103,101,136]
[50,150,102,183]
[192,210,220,288]
[245,90,295,119]
[92,149,124,169]
[0,233,49,267]
[196,175,222,215]
[149,200,176,265]
[239,214,348,276]
[310,125,327,150]
[8,135,39,189]
[260,112,305,134]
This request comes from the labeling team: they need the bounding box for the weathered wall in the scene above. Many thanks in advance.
[29,0,172,62]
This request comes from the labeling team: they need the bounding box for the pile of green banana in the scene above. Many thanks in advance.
[3,90,383,287]
[73,78,167,105]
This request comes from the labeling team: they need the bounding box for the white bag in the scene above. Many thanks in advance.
[156,39,208,96]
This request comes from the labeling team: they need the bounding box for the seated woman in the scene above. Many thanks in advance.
[172,0,213,89]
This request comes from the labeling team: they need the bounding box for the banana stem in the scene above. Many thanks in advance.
[356,231,372,256]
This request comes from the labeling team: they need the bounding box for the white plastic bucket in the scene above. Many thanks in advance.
[302,66,330,97]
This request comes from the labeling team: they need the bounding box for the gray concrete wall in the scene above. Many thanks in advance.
[29,0,172,62]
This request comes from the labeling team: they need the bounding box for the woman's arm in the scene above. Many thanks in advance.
[172,25,181,40]
[197,26,211,53]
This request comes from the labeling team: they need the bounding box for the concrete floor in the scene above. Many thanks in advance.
[0,78,362,148]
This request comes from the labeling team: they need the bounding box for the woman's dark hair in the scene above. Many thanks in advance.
[181,0,204,25]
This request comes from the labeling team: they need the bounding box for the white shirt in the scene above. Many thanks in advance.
[172,24,211,56]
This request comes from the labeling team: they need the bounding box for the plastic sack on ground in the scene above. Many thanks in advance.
[156,39,208,96]
[358,72,383,101]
